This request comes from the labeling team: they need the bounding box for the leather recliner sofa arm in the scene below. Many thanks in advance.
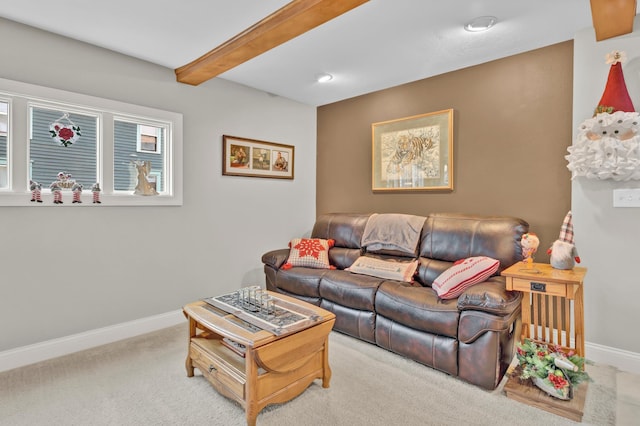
[456,276,522,315]
[262,249,289,269]
[457,305,521,345]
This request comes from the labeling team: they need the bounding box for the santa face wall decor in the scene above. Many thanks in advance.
[566,50,640,181]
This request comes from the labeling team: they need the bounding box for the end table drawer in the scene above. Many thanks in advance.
[511,278,566,297]
[190,341,245,399]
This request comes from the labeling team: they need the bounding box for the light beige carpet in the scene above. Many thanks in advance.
[0,324,616,425]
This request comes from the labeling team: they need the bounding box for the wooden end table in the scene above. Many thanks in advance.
[183,291,335,426]
[502,262,587,357]
[502,263,588,421]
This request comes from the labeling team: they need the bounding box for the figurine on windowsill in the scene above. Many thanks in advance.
[72,182,83,203]
[50,181,63,204]
[91,182,102,204]
[133,160,158,196]
[30,180,42,203]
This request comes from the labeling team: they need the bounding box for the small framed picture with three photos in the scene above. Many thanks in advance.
[222,135,294,179]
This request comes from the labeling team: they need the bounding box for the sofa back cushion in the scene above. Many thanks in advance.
[417,213,528,286]
[312,213,371,270]
[310,212,529,279]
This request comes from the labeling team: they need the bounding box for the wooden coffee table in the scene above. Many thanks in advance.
[183,291,335,426]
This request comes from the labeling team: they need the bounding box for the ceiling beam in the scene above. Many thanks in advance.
[175,0,369,86]
[590,0,637,41]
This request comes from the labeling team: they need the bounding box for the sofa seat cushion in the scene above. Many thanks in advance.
[375,281,459,339]
[319,270,383,311]
[274,267,330,298]
[320,300,376,343]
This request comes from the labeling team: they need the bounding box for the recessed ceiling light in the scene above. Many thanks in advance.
[316,73,333,83]
[464,16,497,32]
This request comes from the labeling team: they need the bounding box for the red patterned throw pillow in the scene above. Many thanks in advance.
[282,238,336,270]
[432,256,500,299]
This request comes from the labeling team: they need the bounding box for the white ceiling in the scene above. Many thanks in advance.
[0,1,637,106]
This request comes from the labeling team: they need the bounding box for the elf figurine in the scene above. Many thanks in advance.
[72,182,83,203]
[50,181,63,204]
[30,180,43,203]
[547,211,581,270]
[91,182,102,204]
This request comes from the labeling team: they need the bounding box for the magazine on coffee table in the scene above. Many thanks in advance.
[203,288,321,336]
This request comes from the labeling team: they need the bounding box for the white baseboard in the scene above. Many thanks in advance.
[0,309,186,373]
[586,341,640,375]
[526,324,640,374]
[2,311,639,376]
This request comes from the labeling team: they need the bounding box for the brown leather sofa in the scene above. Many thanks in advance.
[262,212,529,390]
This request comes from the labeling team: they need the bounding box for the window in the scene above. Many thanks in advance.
[114,119,167,192]
[138,125,162,153]
[0,100,8,189]
[0,77,182,206]
[0,101,7,135]
[29,105,98,189]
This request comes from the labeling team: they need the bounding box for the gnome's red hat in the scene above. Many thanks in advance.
[595,51,636,115]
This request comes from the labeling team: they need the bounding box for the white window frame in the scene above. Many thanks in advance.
[114,116,171,194]
[0,97,11,191]
[0,99,8,136]
[28,101,103,190]
[0,77,182,206]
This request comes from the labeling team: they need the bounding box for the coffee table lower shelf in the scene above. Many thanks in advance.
[503,374,588,422]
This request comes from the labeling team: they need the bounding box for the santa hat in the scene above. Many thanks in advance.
[595,51,636,115]
[558,211,575,244]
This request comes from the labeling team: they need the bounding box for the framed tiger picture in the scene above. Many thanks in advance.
[371,109,453,192]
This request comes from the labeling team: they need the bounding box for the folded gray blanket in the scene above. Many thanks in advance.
[361,213,426,256]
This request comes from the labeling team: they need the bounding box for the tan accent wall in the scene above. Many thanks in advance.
[317,41,574,261]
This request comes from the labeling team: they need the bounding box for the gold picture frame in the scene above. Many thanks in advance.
[372,109,453,192]
[222,135,294,179]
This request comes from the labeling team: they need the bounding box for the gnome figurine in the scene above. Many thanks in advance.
[547,211,581,270]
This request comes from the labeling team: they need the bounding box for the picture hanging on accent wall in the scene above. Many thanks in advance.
[372,109,453,192]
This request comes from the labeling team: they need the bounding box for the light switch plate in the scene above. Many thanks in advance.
[613,188,640,207]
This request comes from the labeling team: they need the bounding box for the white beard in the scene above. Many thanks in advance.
[550,240,574,260]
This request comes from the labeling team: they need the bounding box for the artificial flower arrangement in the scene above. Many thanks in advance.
[515,339,591,400]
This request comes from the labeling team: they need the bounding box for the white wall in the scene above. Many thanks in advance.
[573,16,640,369]
[0,18,316,351]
